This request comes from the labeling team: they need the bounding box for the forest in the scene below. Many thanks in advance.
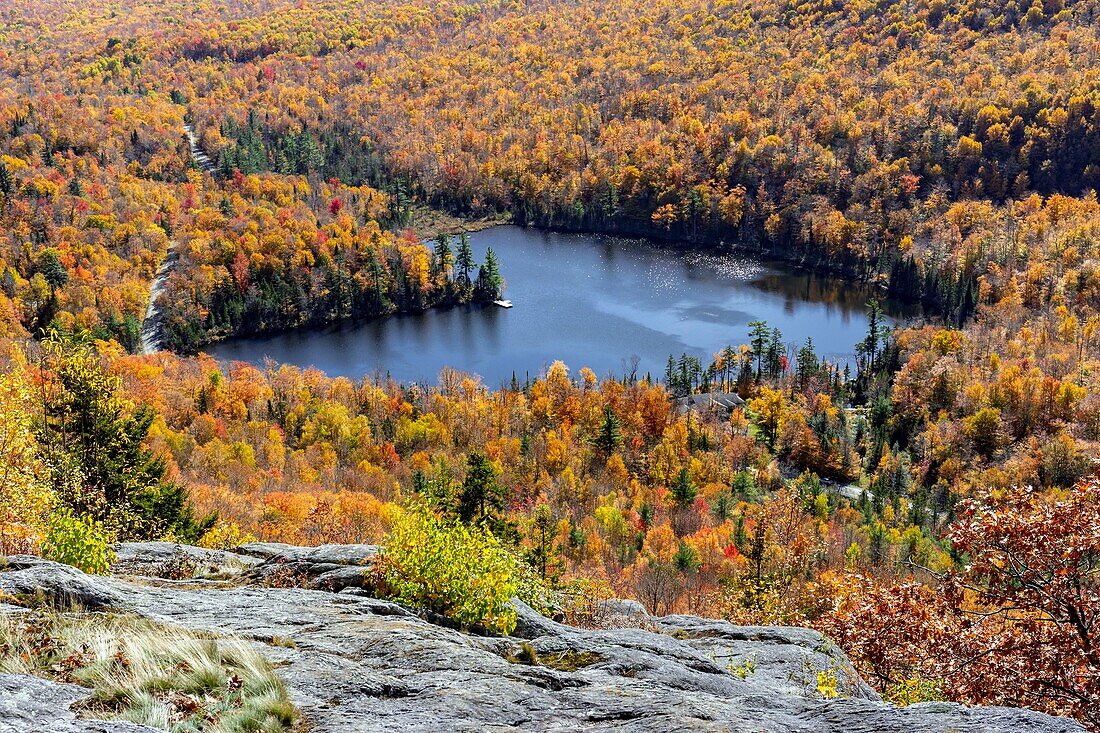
[1,0,1100,727]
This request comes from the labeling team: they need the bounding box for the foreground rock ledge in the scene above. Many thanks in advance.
[0,545,1087,733]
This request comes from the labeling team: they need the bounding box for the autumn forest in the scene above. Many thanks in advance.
[2,0,1100,727]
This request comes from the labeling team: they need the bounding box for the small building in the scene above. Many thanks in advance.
[835,484,873,502]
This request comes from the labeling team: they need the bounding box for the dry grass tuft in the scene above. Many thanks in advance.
[0,612,296,733]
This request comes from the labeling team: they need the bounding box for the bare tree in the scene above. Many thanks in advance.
[634,560,681,616]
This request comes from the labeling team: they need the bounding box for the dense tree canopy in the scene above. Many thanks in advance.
[1,0,1099,725]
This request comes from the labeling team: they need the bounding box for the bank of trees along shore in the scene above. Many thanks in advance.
[156,170,504,352]
[1,0,1100,726]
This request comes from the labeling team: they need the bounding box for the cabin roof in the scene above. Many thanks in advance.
[674,391,746,413]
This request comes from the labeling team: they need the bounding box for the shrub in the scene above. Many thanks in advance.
[198,520,257,550]
[554,577,616,628]
[0,363,54,554]
[381,502,524,634]
[41,509,115,575]
[886,677,945,706]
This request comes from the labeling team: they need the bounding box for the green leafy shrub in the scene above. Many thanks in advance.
[41,509,115,575]
[197,520,257,551]
[886,676,945,706]
[381,502,524,634]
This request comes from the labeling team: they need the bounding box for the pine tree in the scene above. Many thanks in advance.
[457,451,506,529]
[859,298,886,375]
[37,249,68,292]
[795,337,819,392]
[766,328,784,378]
[712,491,733,521]
[748,320,769,381]
[433,233,454,281]
[527,503,559,581]
[475,247,503,300]
[670,468,697,508]
[664,354,677,393]
[0,160,14,211]
[590,406,623,457]
[41,337,214,541]
[456,233,475,284]
[674,541,700,572]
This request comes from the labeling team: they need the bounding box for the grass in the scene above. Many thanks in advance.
[503,641,603,672]
[0,612,296,733]
[404,204,509,241]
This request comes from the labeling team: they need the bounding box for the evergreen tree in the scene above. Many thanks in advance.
[731,470,757,501]
[664,354,677,393]
[748,320,769,381]
[733,513,747,550]
[0,160,13,200]
[433,233,454,281]
[795,337,819,392]
[40,336,214,541]
[37,249,68,292]
[457,451,507,529]
[670,467,697,508]
[748,521,766,583]
[858,298,887,376]
[474,246,503,300]
[456,233,475,284]
[590,406,624,457]
[712,491,733,521]
[674,541,700,572]
[526,503,559,581]
[766,328,784,378]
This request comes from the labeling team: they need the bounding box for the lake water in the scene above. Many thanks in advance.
[206,226,906,386]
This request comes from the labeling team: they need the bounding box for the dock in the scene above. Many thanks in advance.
[493,299,513,308]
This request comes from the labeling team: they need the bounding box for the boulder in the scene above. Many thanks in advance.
[248,560,344,584]
[112,541,261,578]
[0,674,163,733]
[0,560,123,610]
[509,597,573,639]
[598,597,649,619]
[308,565,375,592]
[241,542,379,588]
[337,590,418,618]
[237,542,380,565]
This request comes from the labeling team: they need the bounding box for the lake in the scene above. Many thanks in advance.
[206,226,907,386]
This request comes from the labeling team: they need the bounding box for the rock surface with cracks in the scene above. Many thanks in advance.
[0,545,1088,733]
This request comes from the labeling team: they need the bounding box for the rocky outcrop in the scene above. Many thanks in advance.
[0,550,1087,733]
[236,542,379,591]
[0,556,124,610]
[0,674,163,733]
[109,541,379,590]
[112,541,261,578]
[236,541,380,564]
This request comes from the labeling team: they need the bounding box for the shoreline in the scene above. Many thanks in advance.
[159,213,922,361]
[404,205,512,241]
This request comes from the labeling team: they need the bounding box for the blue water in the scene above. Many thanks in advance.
[207,226,905,385]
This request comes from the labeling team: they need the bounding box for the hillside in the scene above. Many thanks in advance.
[1,0,1100,729]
